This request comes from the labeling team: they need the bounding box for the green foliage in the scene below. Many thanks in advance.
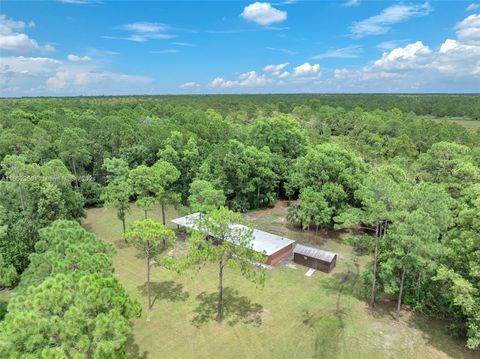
[0,254,18,289]
[199,140,278,211]
[0,273,141,358]
[19,220,115,290]
[288,143,365,224]
[188,179,225,214]
[186,208,266,282]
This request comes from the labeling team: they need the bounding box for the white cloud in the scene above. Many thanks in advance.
[0,56,61,75]
[150,49,179,54]
[0,54,152,96]
[373,41,433,70]
[67,54,91,62]
[210,70,269,88]
[105,21,174,42]
[170,41,193,46]
[264,62,289,75]
[455,14,480,44]
[376,40,409,51]
[120,22,168,33]
[292,62,320,77]
[180,82,200,89]
[266,46,297,55]
[342,0,361,8]
[311,45,362,60]
[57,0,93,3]
[0,14,54,53]
[466,3,480,11]
[241,2,287,26]
[351,2,432,38]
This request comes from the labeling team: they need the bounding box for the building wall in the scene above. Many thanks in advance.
[293,253,335,273]
[266,243,293,266]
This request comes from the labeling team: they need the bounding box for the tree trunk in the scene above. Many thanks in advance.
[122,216,126,234]
[161,203,166,225]
[370,219,380,307]
[144,210,148,219]
[396,267,406,321]
[257,186,260,208]
[146,246,152,322]
[315,223,319,235]
[18,185,25,212]
[217,255,224,323]
[71,159,79,188]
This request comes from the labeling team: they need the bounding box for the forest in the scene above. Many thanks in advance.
[0,94,479,357]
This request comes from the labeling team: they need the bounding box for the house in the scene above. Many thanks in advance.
[171,213,295,266]
[293,244,337,272]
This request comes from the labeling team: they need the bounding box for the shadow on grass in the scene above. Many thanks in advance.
[137,280,189,307]
[407,312,480,359]
[192,287,263,327]
[114,238,129,249]
[125,333,149,359]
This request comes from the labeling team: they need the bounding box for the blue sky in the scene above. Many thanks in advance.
[1,1,479,96]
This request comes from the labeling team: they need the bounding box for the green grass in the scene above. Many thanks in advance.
[419,115,480,131]
[82,202,478,359]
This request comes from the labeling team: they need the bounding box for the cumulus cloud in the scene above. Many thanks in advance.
[351,2,432,38]
[264,62,288,75]
[332,14,480,92]
[0,14,54,53]
[210,70,269,88]
[67,54,91,62]
[455,14,480,44]
[0,54,152,96]
[208,61,322,90]
[0,56,61,75]
[241,2,287,26]
[292,62,320,77]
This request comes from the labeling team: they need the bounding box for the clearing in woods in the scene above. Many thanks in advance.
[82,201,477,359]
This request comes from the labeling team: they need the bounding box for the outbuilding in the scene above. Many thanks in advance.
[171,213,295,266]
[293,244,337,273]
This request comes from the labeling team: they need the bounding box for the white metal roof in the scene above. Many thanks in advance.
[294,244,337,263]
[171,212,295,256]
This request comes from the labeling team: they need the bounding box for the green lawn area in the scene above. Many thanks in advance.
[82,202,477,359]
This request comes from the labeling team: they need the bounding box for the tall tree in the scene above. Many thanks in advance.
[57,127,91,188]
[188,179,225,216]
[101,180,132,234]
[124,219,176,321]
[186,207,266,323]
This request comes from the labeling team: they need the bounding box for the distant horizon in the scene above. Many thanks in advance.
[2,92,480,100]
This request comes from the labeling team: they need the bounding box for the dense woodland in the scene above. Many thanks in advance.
[0,94,479,356]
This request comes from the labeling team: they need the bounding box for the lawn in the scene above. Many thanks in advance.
[82,202,477,359]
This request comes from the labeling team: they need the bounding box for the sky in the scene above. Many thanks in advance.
[1,0,479,96]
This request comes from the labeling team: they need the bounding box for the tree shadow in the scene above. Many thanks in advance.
[137,280,189,307]
[125,333,149,359]
[192,287,263,327]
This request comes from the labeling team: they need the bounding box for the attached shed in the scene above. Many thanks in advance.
[171,213,295,266]
[293,244,337,273]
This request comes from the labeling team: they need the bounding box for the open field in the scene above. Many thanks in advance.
[420,116,480,131]
[82,202,477,359]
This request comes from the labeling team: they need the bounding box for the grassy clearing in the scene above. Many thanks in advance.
[82,202,477,359]
[419,116,480,131]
